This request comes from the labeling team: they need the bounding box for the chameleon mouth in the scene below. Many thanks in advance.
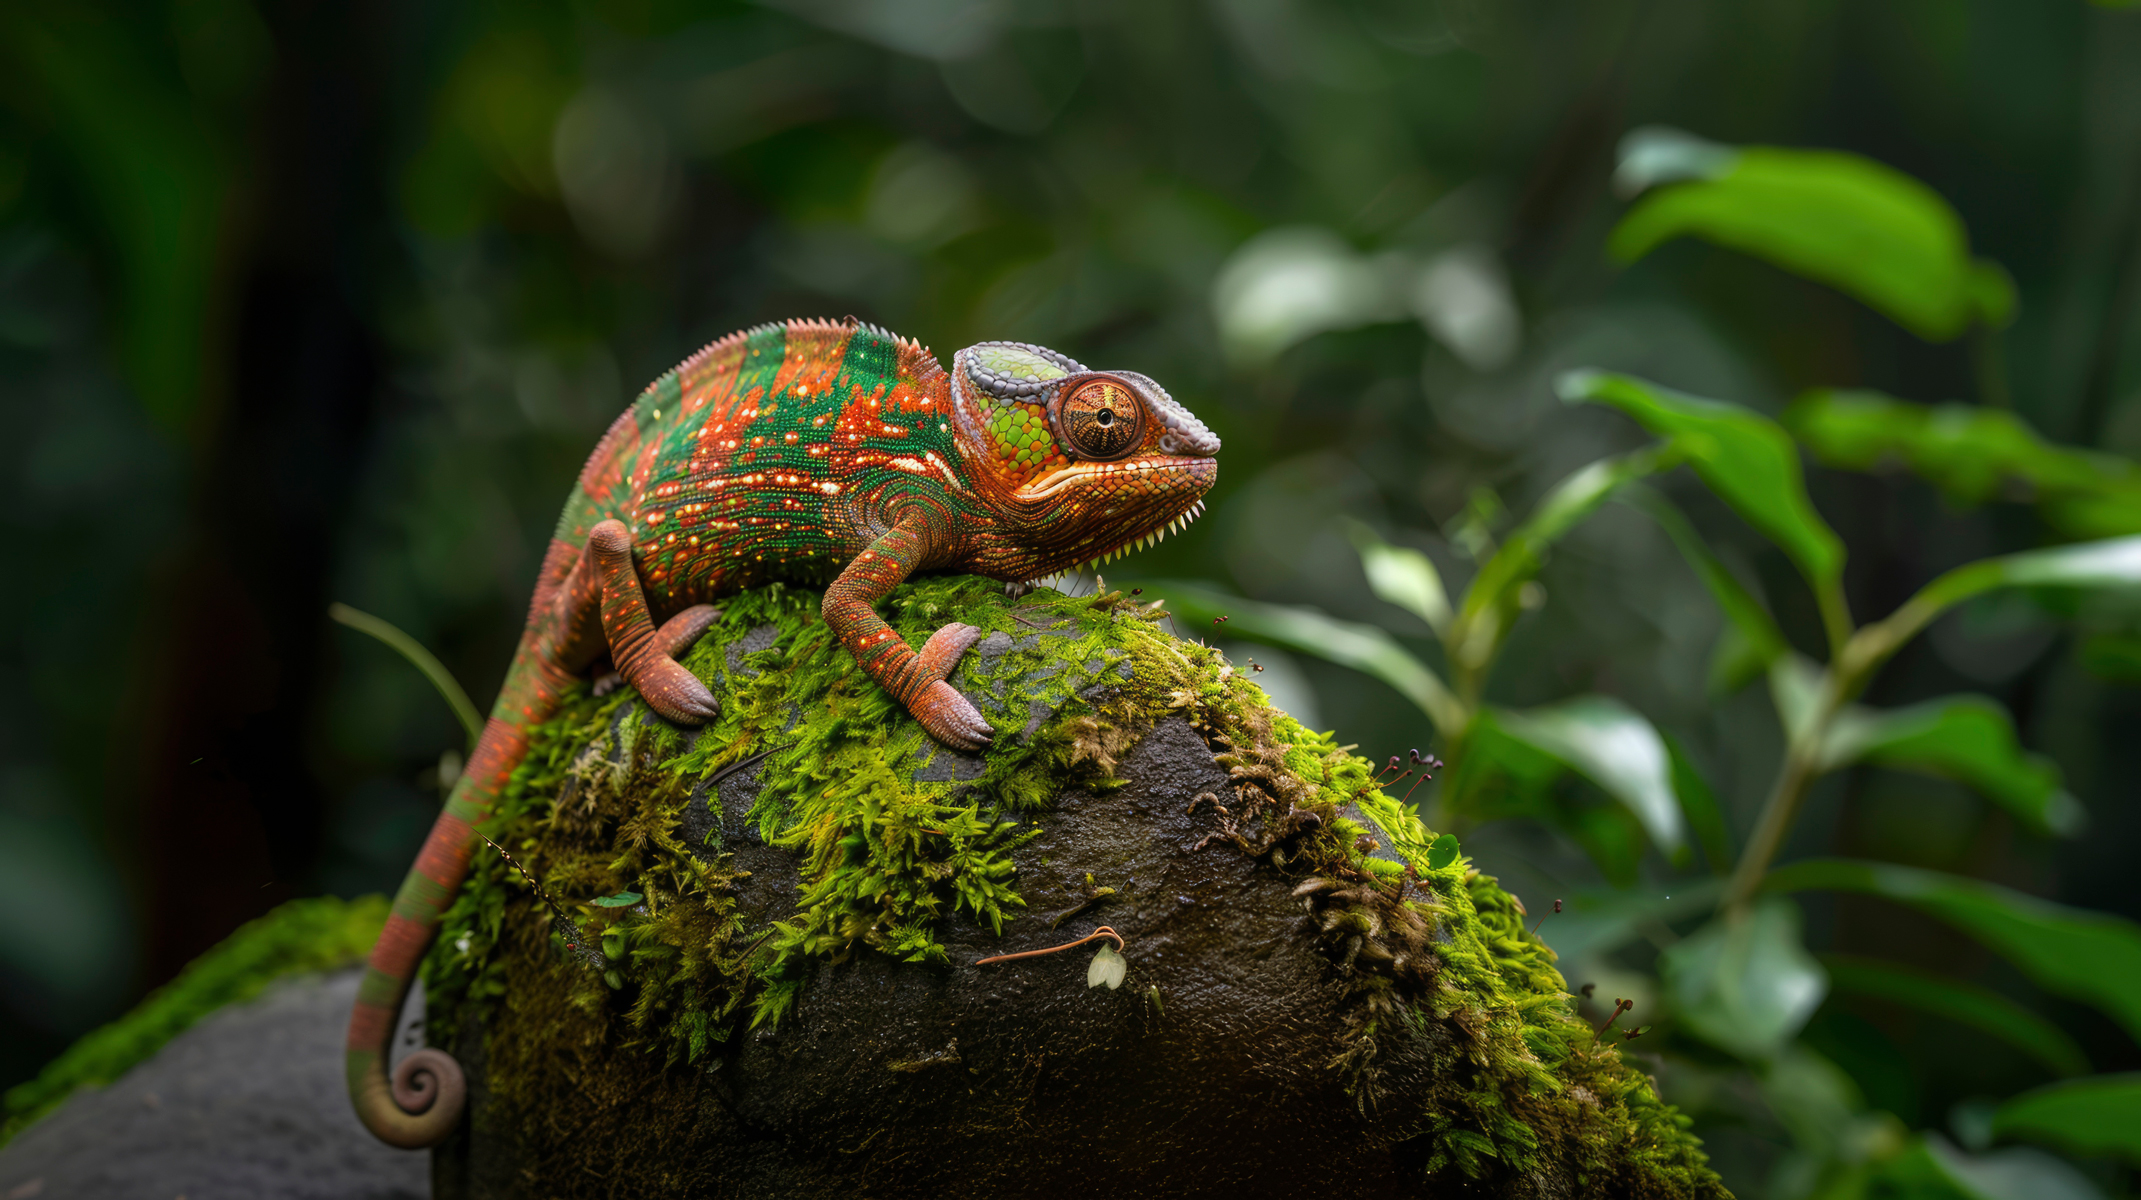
[1065,497,1208,572]
[1017,456,1209,502]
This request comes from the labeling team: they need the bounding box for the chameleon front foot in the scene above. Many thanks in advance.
[916,621,986,684]
[913,679,994,751]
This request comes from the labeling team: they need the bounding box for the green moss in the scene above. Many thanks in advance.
[1,894,389,1145]
[425,576,1726,1197]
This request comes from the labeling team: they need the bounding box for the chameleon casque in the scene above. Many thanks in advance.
[347,318,1220,1148]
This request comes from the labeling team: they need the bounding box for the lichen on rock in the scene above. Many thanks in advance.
[422,575,1729,1198]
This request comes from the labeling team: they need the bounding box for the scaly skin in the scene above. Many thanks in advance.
[348,318,1220,1148]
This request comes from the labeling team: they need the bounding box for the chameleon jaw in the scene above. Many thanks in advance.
[1062,497,1208,572]
[1016,456,1209,502]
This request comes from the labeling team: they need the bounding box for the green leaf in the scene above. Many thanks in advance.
[1492,695,1686,855]
[1664,734,1734,875]
[1870,537,2141,661]
[1766,859,2141,1041]
[591,890,642,908]
[1609,138,2012,341]
[1612,125,1739,194]
[1660,897,1827,1060]
[1453,447,1675,668]
[1625,486,1788,693]
[1820,696,2084,837]
[1786,389,2141,540]
[1087,943,1127,990]
[1874,1134,2109,1200]
[1136,579,1468,735]
[1347,520,1452,635]
[1427,833,1461,870]
[1992,1074,2141,1165]
[1821,954,2088,1078]
[2079,632,2141,682]
[1560,371,1848,647]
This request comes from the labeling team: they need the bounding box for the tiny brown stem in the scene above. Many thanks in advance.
[976,926,1125,966]
[478,831,580,947]
[1594,998,1634,1041]
[1530,898,1562,937]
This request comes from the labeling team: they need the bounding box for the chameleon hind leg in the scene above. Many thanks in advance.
[823,507,994,751]
[574,519,721,724]
[592,607,722,698]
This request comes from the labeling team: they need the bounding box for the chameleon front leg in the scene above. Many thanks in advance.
[824,509,995,751]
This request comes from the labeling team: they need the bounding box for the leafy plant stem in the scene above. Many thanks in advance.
[1816,582,1854,662]
[1722,743,1822,914]
[1725,594,1925,911]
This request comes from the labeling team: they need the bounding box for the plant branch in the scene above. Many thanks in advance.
[1722,744,1821,913]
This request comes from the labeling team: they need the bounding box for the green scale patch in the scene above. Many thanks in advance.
[421,576,1724,1196]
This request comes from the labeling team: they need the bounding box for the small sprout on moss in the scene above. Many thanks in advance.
[1049,875,1118,928]
[1427,834,1461,870]
[592,891,643,908]
[1595,998,1635,1041]
[975,925,1127,989]
[1088,943,1128,990]
[1145,984,1163,1015]
[1622,1025,1650,1043]
[1529,898,1562,937]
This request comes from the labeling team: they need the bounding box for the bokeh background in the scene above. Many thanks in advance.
[3,0,2139,1193]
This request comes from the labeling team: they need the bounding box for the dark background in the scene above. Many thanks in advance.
[2,1,2137,1191]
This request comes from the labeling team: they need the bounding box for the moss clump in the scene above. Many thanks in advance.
[1,894,389,1144]
[425,575,1727,1197]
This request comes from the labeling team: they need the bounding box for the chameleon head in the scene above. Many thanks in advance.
[950,341,1220,581]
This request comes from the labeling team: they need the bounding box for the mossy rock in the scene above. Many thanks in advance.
[423,577,1729,1199]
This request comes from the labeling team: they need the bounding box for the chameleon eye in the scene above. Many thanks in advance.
[1056,379,1144,461]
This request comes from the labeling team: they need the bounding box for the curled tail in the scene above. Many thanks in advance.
[344,705,535,1147]
[343,521,724,1148]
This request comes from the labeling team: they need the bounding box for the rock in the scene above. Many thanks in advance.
[0,969,431,1200]
[419,576,1728,1199]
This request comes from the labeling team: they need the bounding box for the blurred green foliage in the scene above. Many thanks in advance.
[1,0,2140,1194]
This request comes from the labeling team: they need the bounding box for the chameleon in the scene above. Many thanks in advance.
[347,318,1220,1148]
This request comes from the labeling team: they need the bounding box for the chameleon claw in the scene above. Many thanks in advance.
[636,657,721,727]
[914,679,993,751]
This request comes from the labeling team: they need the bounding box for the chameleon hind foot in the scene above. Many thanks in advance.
[593,605,721,698]
[913,679,994,751]
[589,520,721,726]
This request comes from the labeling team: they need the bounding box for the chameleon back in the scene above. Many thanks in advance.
[553,318,964,610]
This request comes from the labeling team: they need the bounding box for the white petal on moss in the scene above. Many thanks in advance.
[1087,944,1127,990]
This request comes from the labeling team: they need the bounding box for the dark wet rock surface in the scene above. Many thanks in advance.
[432,717,1464,1199]
[0,970,431,1200]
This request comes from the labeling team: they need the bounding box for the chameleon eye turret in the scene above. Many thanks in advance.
[1054,376,1144,461]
